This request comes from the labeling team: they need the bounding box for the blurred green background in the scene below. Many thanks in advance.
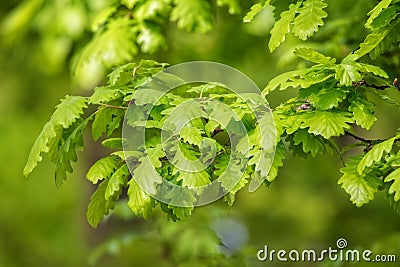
[1,0,400,266]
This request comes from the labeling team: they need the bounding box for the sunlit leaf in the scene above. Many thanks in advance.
[269,2,300,52]
[292,0,328,40]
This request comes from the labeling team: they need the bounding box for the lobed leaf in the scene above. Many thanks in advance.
[353,17,399,60]
[243,2,267,22]
[89,86,126,104]
[334,63,362,86]
[102,138,123,149]
[359,63,388,78]
[24,121,57,177]
[180,127,203,146]
[216,154,243,189]
[52,95,88,128]
[266,141,286,182]
[55,117,92,187]
[292,0,328,40]
[92,108,124,141]
[132,156,163,195]
[269,2,300,52]
[105,164,130,200]
[87,156,120,184]
[338,156,382,207]
[365,0,393,29]
[301,111,353,139]
[263,68,323,94]
[176,170,211,188]
[293,129,327,157]
[349,95,376,130]
[294,47,335,65]
[385,168,400,202]
[357,137,396,175]
[127,178,154,218]
[87,180,116,228]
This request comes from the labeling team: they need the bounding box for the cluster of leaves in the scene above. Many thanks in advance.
[244,0,329,52]
[24,59,277,227]
[257,0,400,211]
[24,0,400,228]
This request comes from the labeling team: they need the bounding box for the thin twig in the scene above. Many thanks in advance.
[353,78,400,91]
[345,131,374,144]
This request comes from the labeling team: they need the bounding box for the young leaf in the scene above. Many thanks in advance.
[23,121,57,177]
[349,97,376,130]
[269,2,300,52]
[294,47,335,65]
[334,63,362,86]
[55,117,92,187]
[293,129,327,157]
[353,18,398,60]
[177,170,211,188]
[105,164,130,200]
[369,4,400,30]
[102,138,123,149]
[223,170,249,206]
[266,141,286,182]
[365,0,393,29]
[108,63,136,86]
[127,178,153,218]
[263,68,313,94]
[132,156,163,195]
[243,2,267,22]
[89,86,126,104]
[215,154,243,189]
[338,156,382,207]
[87,156,120,184]
[146,144,166,168]
[302,82,348,110]
[385,168,400,202]
[359,63,388,78]
[257,111,277,152]
[247,148,274,178]
[168,205,194,220]
[180,127,203,146]
[92,108,123,141]
[51,95,88,128]
[357,137,396,174]
[301,111,353,139]
[87,180,116,228]
[133,89,164,106]
[292,0,328,40]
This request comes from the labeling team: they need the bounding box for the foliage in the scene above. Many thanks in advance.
[0,0,398,266]
[19,0,400,231]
